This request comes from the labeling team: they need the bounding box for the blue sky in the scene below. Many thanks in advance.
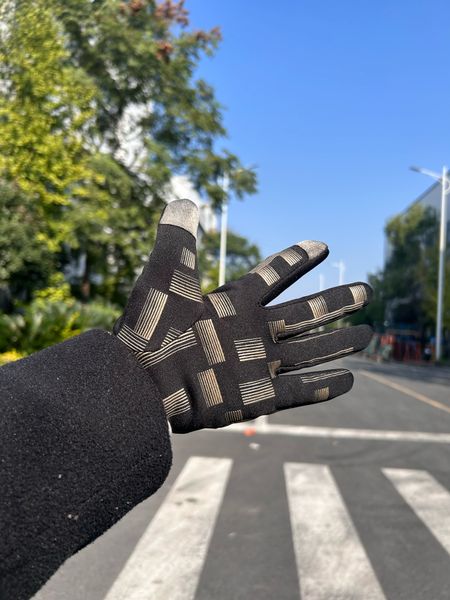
[188,0,450,300]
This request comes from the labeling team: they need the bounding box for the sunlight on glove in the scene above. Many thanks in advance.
[114,199,373,433]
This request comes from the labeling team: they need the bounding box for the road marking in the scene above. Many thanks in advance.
[226,422,450,443]
[284,463,385,599]
[103,456,232,600]
[360,370,450,415]
[384,468,450,555]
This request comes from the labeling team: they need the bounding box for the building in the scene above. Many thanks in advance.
[410,178,450,226]
[385,178,450,264]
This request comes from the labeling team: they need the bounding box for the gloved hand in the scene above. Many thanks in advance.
[114,199,372,433]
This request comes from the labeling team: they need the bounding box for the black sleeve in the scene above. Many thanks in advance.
[0,329,172,600]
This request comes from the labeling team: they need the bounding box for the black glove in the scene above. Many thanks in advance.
[114,199,372,433]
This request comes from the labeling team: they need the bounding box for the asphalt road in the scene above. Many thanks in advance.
[34,356,450,600]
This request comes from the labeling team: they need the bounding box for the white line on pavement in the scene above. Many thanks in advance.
[103,456,232,600]
[284,462,385,600]
[225,422,450,443]
[360,370,450,415]
[384,468,450,555]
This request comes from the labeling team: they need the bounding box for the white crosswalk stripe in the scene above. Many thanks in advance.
[383,468,450,555]
[98,460,450,600]
[284,462,385,600]
[103,457,232,600]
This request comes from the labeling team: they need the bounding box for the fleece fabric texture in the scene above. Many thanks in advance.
[114,199,374,434]
[0,329,172,600]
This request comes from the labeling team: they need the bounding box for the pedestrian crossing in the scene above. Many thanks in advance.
[383,468,450,556]
[102,456,450,600]
[104,458,232,600]
[285,463,384,599]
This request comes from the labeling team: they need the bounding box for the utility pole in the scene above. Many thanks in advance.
[437,166,448,361]
[332,260,346,286]
[319,273,325,292]
[218,175,229,287]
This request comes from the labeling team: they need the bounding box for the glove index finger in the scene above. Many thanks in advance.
[116,199,203,352]
[242,240,329,305]
[154,198,202,303]
[140,199,201,295]
[154,198,200,282]
[159,197,200,239]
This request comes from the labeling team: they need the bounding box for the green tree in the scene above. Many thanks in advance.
[57,0,256,205]
[56,0,257,301]
[0,181,54,304]
[0,0,97,251]
[383,203,438,332]
[198,230,261,292]
[349,202,450,344]
[67,153,153,303]
[0,0,257,307]
[421,233,450,333]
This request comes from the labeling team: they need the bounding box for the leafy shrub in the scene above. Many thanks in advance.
[0,275,120,355]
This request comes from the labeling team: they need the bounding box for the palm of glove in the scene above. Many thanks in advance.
[114,199,372,433]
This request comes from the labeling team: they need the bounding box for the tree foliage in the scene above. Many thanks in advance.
[349,203,450,341]
[199,230,261,293]
[0,274,120,355]
[0,0,97,249]
[0,182,54,303]
[56,0,256,201]
[0,0,258,311]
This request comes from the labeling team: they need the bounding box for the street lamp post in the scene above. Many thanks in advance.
[332,260,346,286]
[218,175,230,287]
[410,165,449,361]
[319,273,325,292]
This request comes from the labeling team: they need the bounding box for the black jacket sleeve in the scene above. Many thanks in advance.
[0,329,172,600]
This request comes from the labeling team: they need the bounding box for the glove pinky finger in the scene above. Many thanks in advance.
[274,368,354,411]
